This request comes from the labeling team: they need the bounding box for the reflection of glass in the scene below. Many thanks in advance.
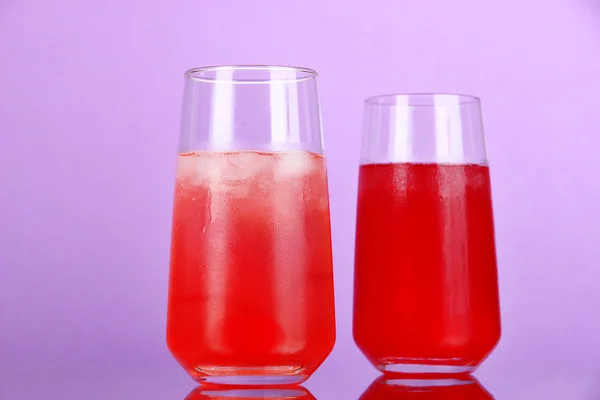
[359,375,493,399]
[185,385,316,400]
[167,66,336,385]
[353,94,501,375]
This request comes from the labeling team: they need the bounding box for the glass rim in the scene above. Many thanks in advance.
[185,65,318,84]
[364,93,481,107]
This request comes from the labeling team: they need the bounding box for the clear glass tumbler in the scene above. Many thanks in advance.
[353,94,501,375]
[167,66,336,385]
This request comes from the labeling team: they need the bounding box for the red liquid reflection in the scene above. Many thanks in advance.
[360,375,493,399]
[185,385,316,400]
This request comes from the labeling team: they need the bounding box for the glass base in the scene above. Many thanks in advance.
[382,377,476,387]
[191,365,308,386]
[378,359,474,375]
[188,387,312,398]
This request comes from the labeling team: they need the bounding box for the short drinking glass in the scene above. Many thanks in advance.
[353,94,501,375]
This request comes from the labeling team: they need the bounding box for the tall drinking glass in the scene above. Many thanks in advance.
[167,66,336,385]
[353,94,501,375]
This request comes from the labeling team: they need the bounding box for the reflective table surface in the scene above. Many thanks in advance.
[3,348,600,399]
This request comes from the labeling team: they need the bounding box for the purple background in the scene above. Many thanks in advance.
[2,0,600,398]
